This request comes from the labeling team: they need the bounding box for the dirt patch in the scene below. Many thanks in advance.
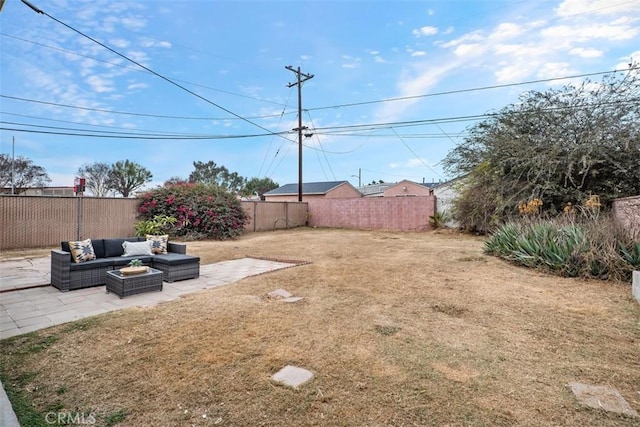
[1,228,639,426]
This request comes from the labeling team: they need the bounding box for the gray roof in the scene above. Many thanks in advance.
[264,181,351,196]
[357,183,395,196]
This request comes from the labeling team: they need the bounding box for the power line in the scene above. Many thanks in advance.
[0,121,289,140]
[0,111,206,136]
[4,96,635,140]
[19,0,293,143]
[391,128,443,179]
[307,67,637,112]
[0,94,293,121]
[0,32,289,109]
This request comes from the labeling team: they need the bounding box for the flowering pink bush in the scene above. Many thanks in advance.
[137,183,248,240]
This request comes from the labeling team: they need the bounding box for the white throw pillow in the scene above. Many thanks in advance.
[121,240,153,257]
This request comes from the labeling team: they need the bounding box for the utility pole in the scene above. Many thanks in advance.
[11,136,15,195]
[286,65,314,202]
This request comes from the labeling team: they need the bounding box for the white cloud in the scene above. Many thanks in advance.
[454,43,486,57]
[127,82,148,90]
[140,39,173,48]
[411,51,426,57]
[109,39,130,49]
[438,31,484,48]
[86,75,114,93]
[542,23,639,42]
[412,26,438,37]
[537,62,577,82]
[120,17,146,31]
[489,23,524,40]
[442,26,454,35]
[494,64,531,83]
[569,47,603,58]
[555,0,639,16]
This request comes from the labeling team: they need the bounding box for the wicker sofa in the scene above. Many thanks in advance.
[51,237,200,291]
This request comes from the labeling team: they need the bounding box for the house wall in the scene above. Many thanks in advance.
[383,180,431,197]
[325,183,363,198]
[264,182,362,202]
[612,195,640,241]
[433,183,459,228]
[307,196,436,231]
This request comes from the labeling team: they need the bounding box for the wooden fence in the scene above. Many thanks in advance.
[0,196,308,251]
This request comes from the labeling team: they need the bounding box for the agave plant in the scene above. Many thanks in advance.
[128,259,143,267]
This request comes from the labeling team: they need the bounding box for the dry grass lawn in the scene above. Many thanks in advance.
[1,228,639,426]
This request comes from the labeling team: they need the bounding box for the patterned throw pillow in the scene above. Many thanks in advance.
[146,234,169,255]
[122,240,153,257]
[68,239,96,263]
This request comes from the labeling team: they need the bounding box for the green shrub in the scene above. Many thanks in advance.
[485,214,637,281]
[429,212,447,229]
[134,214,177,236]
[137,183,248,240]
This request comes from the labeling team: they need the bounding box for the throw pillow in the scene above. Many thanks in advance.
[68,239,96,263]
[122,240,153,257]
[146,234,169,255]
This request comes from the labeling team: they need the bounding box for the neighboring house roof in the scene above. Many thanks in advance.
[357,183,395,196]
[264,181,354,196]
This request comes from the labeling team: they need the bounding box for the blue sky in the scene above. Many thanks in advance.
[1,0,638,191]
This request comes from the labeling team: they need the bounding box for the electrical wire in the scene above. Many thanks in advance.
[305,110,336,181]
[0,32,289,109]
[19,0,295,143]
[307,67,637,112]
[391,128,444,179]
[0,94,294,122]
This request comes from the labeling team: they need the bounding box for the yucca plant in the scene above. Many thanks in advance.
[619,241,640,270]
[486,214,636,282]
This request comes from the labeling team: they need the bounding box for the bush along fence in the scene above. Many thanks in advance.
[485,214,640,283]
[0,195,308,251]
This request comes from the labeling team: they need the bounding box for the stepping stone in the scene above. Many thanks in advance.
[268,289,292,299]
[282,297,304,303]
[271,365,313,389]
[568,382,639,418]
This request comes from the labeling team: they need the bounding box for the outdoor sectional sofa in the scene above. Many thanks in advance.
[51,237,200,291]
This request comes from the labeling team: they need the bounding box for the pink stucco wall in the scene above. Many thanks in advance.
[612,196,640,241]
[306,196,436,231]
[383,180,432,197]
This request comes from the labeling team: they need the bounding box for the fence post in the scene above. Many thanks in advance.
[77,196,83,240]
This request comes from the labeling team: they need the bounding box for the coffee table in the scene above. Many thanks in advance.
[105,267,163,298]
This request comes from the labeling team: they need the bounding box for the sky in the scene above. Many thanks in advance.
[1,0,639,192]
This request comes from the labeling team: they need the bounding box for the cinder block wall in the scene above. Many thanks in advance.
[306,196,436,231]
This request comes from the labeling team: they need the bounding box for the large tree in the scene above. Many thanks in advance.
[0,154,50,193]
[106,160,152,198]
[188,160,246,194]
[241,177,279,200]
[443,67,640,231]
[77,162,112,196]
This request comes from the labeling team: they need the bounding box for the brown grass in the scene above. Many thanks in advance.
[2,228,639,426]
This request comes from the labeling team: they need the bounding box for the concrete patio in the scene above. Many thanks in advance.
[0,256,301,340]
[0,255,302,427]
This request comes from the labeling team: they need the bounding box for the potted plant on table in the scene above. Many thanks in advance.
[120,259,148,275]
